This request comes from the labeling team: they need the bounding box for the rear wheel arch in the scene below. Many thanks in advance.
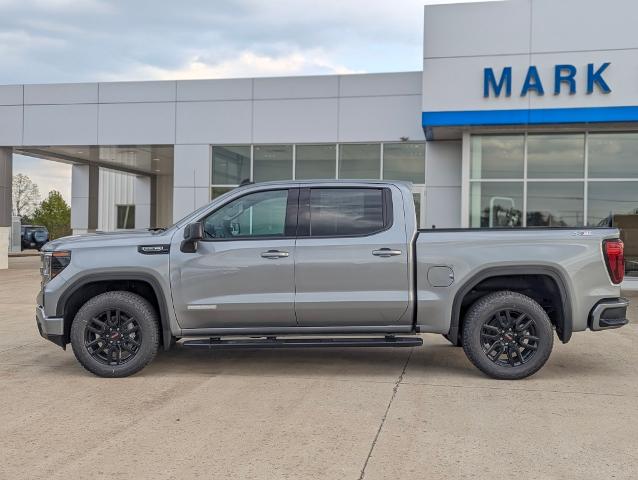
[58,273,173,350]
[448,266,572,346]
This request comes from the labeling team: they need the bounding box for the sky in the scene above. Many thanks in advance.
[3,0,492,203]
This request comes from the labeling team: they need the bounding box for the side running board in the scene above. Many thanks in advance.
[181,336,423,349]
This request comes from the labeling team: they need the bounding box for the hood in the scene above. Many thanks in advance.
[44,229,173,251]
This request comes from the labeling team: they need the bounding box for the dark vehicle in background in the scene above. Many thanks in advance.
[21,225,49,251]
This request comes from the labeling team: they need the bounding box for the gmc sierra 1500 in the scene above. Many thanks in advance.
[36,180,629,379]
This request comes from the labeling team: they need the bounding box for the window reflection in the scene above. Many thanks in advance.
[589,133,638,178]
[339,144,380,179]
[383,143,425,183]
[470,182,523,228]
[471,135,524,179]
[296,144,336,179]
[526,182,584,227]
[253,145,293,182]
[527,134,584,178]
[212,146,251,185]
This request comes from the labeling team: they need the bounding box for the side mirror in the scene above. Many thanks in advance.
[180,222,204,253]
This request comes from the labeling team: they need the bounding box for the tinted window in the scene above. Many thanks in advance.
[117,205,135,229]
[202,189,288,239]
[212,146,250,185]
[309,188,385,236]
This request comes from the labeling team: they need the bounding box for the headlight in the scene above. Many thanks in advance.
[41,250,71,284]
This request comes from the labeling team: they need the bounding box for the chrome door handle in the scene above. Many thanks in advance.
[372,248,402,257]
[261,250,289,259]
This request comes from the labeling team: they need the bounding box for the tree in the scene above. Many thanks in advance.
[12,173,40,219]
[31,191,71,240]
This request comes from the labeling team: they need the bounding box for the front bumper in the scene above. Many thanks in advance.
[589,298,630,331]
[36,305,66,348]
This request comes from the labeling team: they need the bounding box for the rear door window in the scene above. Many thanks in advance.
[308,188,387,237]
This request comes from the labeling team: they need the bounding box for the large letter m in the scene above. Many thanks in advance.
[484,67,512,98]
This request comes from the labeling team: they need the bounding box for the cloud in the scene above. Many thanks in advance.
[0,0,438,84]
[104,49,362,81]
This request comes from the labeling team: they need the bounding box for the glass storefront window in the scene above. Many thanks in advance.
[211,187,234,200]
[295,144,336,179]
[527,134,585,178]
[471,135,524,179]
[253,145,293,182]
[212,146,250,185]
[470,182,523,228]
[588,133,638,178]
[526,182,584,227]
[338,144,380,179]
[383,142,425,183]
[588,181,638,278]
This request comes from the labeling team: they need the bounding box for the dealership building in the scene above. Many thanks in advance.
[0,0,636,281]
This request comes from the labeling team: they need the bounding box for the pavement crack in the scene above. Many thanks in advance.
[358,348,413,480]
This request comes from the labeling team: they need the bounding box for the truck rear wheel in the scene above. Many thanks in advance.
[70,291,159,378]
[461,291,553,380]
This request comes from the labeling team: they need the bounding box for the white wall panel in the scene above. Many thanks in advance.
[253,98,338,143]
[0,106,23,146]
[99,81,176,103]
[339,95,424,142]
[425,140,462,187]
[0,85,23,105]
[424,0,531,59]
[177,78,253,101]
[172,186,197,221]
[425,186,461,229]
[98,102,175,144]
[176,100,252,144]
[340,72,421,97]
[24,104,98,145]
[24,83,98,105]
[254,75,338,99]
[173,144,210,188]
[531,0,638,53]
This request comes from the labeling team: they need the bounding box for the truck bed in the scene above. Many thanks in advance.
[413,227,621,337]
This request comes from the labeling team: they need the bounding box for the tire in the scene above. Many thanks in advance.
[70,291,159,377]
[462,291,554,380]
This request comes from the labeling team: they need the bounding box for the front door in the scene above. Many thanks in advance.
[171,188,298,330]
[294,186,411,327]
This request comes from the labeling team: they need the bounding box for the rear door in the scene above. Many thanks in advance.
[294,186,411,327]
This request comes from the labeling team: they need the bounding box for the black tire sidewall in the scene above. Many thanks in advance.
[462,291,554,380]
[70,291,159,377]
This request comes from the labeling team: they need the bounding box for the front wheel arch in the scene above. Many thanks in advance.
[59,274,173,351]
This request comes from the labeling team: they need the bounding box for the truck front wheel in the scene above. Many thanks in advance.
[70,291,160,377]
[462,291,553,380]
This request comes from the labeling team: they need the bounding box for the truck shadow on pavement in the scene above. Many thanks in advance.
[134,341,627,382]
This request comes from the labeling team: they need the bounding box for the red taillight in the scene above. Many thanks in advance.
[603,239,625,284]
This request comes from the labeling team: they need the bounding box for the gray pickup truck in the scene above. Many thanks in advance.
[36,180,629,379]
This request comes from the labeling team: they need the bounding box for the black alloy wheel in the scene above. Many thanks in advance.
[479,309,539,368]
[84,309,142,366]
[462,290,554,380]
[71,291,159,377]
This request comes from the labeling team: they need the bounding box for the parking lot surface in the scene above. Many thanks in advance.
[1,256,637,479]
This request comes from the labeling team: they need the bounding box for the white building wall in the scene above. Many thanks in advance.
[98,168,135,231]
